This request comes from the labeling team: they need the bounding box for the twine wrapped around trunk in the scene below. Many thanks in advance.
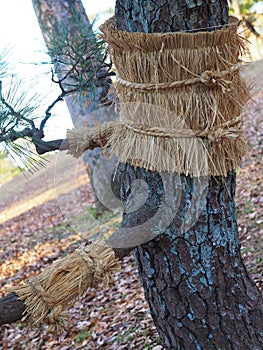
[67,16,250,177]
[9,241,120,334]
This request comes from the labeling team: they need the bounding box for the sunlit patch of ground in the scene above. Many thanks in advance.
[0,151,92,241]
[0,234,82,285]
[0,172,89,225]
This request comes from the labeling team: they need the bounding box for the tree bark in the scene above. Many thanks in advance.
[32,0,117,209]
[0,293,25,326]
[1,3,262,348]
[113,1,263,349]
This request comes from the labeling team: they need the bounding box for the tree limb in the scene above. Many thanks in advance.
[0,245,134,326]
[244,18,262,38]
[0,293,26,326]
[0,215,158,326]
[33,138,68,154]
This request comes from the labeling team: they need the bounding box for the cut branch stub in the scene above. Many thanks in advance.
[8,240,121,333]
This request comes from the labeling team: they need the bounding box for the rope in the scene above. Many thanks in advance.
[121,116,243,141]
[116,61,242,93]
[76,248,103,288]
[28,278,54,309]
[27,278,68,331]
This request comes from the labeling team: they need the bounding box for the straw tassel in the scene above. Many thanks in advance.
[67,121,115,158]
[9,241,121,334]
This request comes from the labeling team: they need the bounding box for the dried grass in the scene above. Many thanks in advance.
[68,16,250,177]
[10,241,120,334]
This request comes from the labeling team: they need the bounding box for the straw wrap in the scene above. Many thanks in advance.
[9,241,120,334]
[67,16,249,176]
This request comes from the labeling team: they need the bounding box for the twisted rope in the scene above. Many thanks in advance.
[76,247,104,288]
[116,61,242,93]
[28,278,53,308]
[121,116,243,142]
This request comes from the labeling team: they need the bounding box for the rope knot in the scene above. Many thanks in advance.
[47,305,65,324]
[47,306,68,333]
[200,70,232,92]
[200,70,217,86]
[208,128,225,142]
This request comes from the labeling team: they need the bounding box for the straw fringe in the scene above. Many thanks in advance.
[67,16,250,177]
[67,116,247,176]
[9,241,120,334]
[67,121,115,158]
[106,122,246,176]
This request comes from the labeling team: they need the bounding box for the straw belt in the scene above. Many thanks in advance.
[66,16,250,176]
[98,16,250,176]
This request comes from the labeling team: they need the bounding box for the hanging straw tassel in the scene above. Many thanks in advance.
[9,240,121,334]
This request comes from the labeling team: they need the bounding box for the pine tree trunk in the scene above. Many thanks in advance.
[32,0,116,209]
[114,1,263,349]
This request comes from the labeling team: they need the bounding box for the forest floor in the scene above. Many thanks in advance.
[0,60,262,350]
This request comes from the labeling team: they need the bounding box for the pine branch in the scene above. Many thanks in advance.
[244,18,262,38]
[33,138,69,154]
[1,96,37,132]
[0,14,115,163]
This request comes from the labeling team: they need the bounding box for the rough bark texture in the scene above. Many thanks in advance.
[114,1,263,349]
[32,0,116,207]
[1,3,262,347]
[115,0,229,33]
[0,293,25,326]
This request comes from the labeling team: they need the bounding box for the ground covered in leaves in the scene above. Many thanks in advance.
[0,61,263,349]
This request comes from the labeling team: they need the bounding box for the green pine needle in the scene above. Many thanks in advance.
[3,140,48,173]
